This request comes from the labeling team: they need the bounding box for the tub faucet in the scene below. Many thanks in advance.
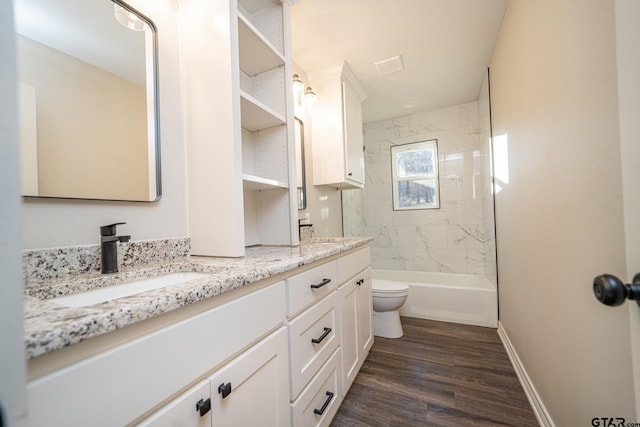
[100,222,130,274]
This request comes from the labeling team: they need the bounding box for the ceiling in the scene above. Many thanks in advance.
[291,0,509,123]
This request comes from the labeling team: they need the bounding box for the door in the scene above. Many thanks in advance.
[615,0,640,418]
[339,279,359,394]
[357,269,374,358]
[208,328,290,427]
[342,80,364,185]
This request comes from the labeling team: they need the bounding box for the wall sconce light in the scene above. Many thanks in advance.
[304,86,316,110]
[293,74,305,105]
[292,74,316,111]
[114,4,145,31]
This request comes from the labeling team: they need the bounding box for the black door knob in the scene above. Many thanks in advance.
[593,273,640,307]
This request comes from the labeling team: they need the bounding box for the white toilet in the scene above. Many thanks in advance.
[372,279,409,338]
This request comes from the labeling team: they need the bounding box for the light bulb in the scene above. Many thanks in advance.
[304,86,316,110]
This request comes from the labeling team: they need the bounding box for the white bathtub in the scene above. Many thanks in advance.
[372,269,498,328]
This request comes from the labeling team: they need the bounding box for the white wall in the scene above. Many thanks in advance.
[343,101,495,275]
[0,1,27,425]
[490,0,635,424]
[21,0,187,249]
[293,63,343,238]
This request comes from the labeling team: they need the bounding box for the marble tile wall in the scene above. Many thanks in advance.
[343,100,497,276]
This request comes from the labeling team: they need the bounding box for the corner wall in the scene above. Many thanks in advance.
[490,0,635,424]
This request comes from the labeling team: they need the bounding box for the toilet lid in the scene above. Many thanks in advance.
[372,280,409,293]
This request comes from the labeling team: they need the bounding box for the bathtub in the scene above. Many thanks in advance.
[372,269,498,328]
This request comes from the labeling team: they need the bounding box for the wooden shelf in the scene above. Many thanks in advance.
[240,90,286,131]
[238,13,284,76]
[243,174,288,191]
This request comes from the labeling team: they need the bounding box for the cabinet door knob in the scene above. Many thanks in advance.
[196,398,211,417]
[218,382,232,399]
[348,172,353,176]
[311,327,332,344]
[313,391,335,415]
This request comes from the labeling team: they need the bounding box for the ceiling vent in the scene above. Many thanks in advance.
[374,55,405,76]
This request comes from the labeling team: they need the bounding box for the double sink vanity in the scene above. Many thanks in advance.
[23,237,373,426]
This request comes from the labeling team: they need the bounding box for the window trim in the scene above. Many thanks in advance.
[390,139,440,211]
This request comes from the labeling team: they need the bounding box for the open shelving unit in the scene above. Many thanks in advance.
[237,0,297,248]
[183,0,297,257]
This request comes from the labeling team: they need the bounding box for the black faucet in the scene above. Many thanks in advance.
[100,222,131,274]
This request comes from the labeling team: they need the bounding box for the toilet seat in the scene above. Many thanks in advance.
[372,280,409,295]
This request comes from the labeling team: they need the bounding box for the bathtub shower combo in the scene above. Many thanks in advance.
[372,270,498,334]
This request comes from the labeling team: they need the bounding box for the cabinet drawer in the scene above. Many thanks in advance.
[337,246,370,283]
[290,348,342,427]
[288,291,339,399]
[286,260,337,317]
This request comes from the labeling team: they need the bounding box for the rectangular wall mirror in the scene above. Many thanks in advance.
[295,117,306,210]
[14,0,161,202]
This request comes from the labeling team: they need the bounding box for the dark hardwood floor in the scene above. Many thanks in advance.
[331,317,539,427]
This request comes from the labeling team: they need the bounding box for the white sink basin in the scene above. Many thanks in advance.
[51,272,211,307]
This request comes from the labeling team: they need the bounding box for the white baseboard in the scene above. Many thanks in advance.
[497,322,554,427]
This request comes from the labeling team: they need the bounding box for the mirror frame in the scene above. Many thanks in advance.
[114,0,162,202]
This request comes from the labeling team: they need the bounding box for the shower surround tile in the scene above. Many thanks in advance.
[343,99,496,276]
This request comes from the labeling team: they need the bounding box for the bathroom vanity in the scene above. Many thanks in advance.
[23,238,372,426]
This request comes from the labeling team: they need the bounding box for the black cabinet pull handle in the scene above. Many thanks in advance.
[310,278,331,289]
[356,278,363,286]
[196,398,211,417]
[313,391,335,415]
[311,327,332,344]
[218,382,232,399]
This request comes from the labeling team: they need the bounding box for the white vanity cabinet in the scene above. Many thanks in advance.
[139,328,290,427]
[26,245,372,427]
[27,282,288,427]
[337,247,373,395]
[311,61,367,189]
[183,0,297,257]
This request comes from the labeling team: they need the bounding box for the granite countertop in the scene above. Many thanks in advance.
[24,237,372,360]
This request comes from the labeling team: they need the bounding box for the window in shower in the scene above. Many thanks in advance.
[391,139,440,210]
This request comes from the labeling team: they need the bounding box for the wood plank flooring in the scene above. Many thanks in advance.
[331,317,539,427]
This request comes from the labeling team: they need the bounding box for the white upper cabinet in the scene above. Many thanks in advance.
[311,61,367,189]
